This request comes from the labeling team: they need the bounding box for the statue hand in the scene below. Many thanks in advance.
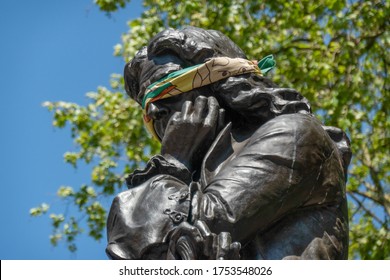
[166,220,241,260]
[161,96,225,172]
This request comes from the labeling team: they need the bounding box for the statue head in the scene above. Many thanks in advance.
[124,27,247,103]
[124,27,311,140]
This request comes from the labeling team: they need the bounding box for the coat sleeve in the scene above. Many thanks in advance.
[190,113,346,243]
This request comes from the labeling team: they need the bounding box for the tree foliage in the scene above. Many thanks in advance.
[94,0,130,12]
[31,0,389,259]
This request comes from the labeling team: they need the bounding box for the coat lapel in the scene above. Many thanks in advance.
[200,123,234,189]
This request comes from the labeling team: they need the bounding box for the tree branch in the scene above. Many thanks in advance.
[348,192,384,225]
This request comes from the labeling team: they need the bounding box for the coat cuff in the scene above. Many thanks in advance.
[126,155,193,188]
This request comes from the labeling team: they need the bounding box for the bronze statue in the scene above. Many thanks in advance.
[106,27,351,260]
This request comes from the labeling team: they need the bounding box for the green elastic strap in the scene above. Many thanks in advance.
[258,54,276,74]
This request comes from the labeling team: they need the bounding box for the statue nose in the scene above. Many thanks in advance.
[147,103,170,120]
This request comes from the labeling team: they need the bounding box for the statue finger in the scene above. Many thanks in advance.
[204,96,219,127]
[165,111,181,128]
[216,232,232,260]
[193,96,208,120]
[217,108,226,132]
[181,100,193,121]
[194,220,214,257]
[228,241,241,260]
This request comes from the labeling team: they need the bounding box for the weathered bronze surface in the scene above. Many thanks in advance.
[106,27,351,260]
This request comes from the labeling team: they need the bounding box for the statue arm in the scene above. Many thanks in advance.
[190,113,345,243]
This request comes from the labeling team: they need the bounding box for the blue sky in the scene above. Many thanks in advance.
[0,0,143,259]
